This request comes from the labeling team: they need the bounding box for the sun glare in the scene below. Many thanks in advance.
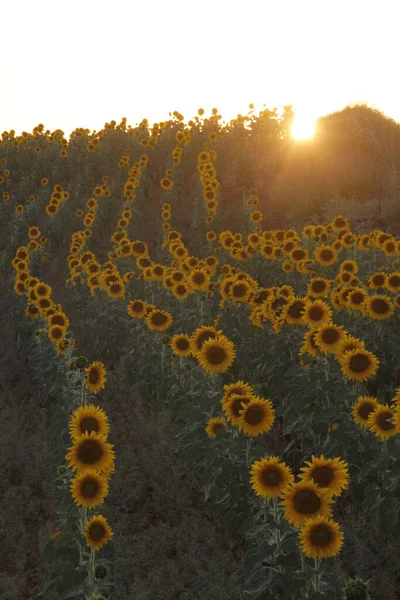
[291,115,316,140]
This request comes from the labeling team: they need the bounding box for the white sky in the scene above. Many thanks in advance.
[1,0,400,135]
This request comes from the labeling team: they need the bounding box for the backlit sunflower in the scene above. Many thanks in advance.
[85,514,113,551]
[367,404,398,440]
[365,295,394,320]
[85,361,107,393]
[145,308,173,332]
[299,455,349,498]
[69,403,110,440]
[352,396,378,428]
[339,349,379,382]
[281,480,333,528]
[170,334,192,357]
[314,324,347,354]
[197,335,235,374]
[236,396,275,437]
[205,417,227,437]
[71,469,109,509]
[299,516,344,558]
[303,300,332,328]
[66,431,115,474]
[127,299,147,319]
[250,456,294,498]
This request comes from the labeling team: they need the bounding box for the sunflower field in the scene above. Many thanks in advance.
[1,108,400,600]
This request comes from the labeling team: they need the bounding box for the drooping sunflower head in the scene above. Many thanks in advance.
[236,396,275,437]
[65,431,115,474]
[281,480,333,528]
[205,417,227,437]
[367,404,398,440]
[299,516,344,558]
[299,455,349,498]
[85,514,114,551]
[339,348,379,382]
[69,403,110,440]
[352,396,378,428]
[197,335,235,374]
[250,456,294,498]
[85,361,107,393]
[170,333,192,357]
[71,469,109,509]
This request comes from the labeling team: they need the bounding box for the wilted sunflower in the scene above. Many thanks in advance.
[303,300,332,328]
[299,516,344,558]
[85,514,113,551]
[367,404,398,440]
[339,349,379,382]
[66,431,115,474]
[145,308,173,332]
[205,417,227,437]
[71,469,109,509]
[127,299,147,319]
[69,403,110,440]
[170,334,192,357]
[352,396,378,428]
[250,456,294,498]
[85,361,107,393]
[197,335,235,374]
[236,396,275,437]
[365,295,394,320]
[300,455,349,498]
[281,480,333,529]
[314,324,347,354]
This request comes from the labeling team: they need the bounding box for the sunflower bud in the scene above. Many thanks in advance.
[58,465,67,474]
[75,356,88,369]
[344,577,370,600]
[95,565,107,579]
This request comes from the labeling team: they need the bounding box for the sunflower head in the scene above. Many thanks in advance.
[71,469,109,509]
[69,404,110,440]
[85,361,107,393]
[299,516,344,558]
[66,431,115,474]
[352,396,378,428]
[85,514,114,551]
[170,334,192,357]
[236,396,275,437]
[367,404,398,440]
[250,456,294,498]
[299,455,349,497]
[205,417,227,437]
[197,335,235,374]
[339,349,379,382]
[281,480,333,528]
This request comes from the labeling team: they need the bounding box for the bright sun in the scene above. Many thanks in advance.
[291,115,316,140]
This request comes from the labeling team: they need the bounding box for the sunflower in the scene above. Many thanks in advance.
[367,272,386,289]
[352,396,378,428]
[386,272,400,293]
[346,288,367,312]
[14,279,27,296]
[314,245,337,267]
[85,514,113,551]
[365,295,394,320]
[197,335,235,374]
[66,431,115,474]
[250,456,294,498]
[340,260,358,274]
[300,330,320,357]
[336,335,365,356]
[331,215,349,232]
[314,324,347,354]
[339,349,379,382]
[299,455,349,498]
[170,334,192,357]
[71,470,109,509]
[367,404,398,440]
[230,280,252,303]
[69,404,110,440]
[281,480,333,529]
[145,308,173,332]
[283,297,307,325]
[34,282,52,298]
[236,396,275,437]
[307,278,331,298]
[28,226,41,239]
[303,300,332,329]
[223,393,254,425]
[188,268,209,291]
[299,516,344,558]
[106,280,125,299]
[127,299,147,319]
[221,381,254,407]
[85,361,107,393]
[205,417,227,437]
[48,325,65,343]
[48,311,70,329]
[190,326,220,355]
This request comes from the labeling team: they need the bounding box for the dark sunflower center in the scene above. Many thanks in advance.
[255,291,268,304]
[132,302,144,313]
[311,466,334,487]
[81,479,98,498]
[232,396,250,417]
[139,258,151,268]
[349,354,370,373]
[89,523,106,541]
[80,417,99,434]
[358,402,375,420]
[133,243,145,254]
[175,284,187,295]
[89,368,100,384]
[335,218,346,228]
[151,312,168,326]
[309,525,332,547]
[52,315,66,326]
[376,410,395,431]
[389,276,400,288]
[261,467,282,487]
[263,245,273,255]
[293,489,321,514]
[371,299,390,314]
[373,275,385,286]
[320,250,333,261]
[153,267,163,276]
[52,327,63,339]
[288,301,305,319]
[77,439,103,464]
[176,338,190,350]
[212,422,224,434]
[193,273,206,285]
[385,243,395,252]
[233,284,247,298]
[39,298,51,308]
[308,306,324,322]
[341,272,351,282]
[351,292,365,305]
[196,331,216,350]
[110,284,122,294]
[311,281,327,293]
[206,345,226,365]
[244,404,265,425]
[321,328,340,345]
